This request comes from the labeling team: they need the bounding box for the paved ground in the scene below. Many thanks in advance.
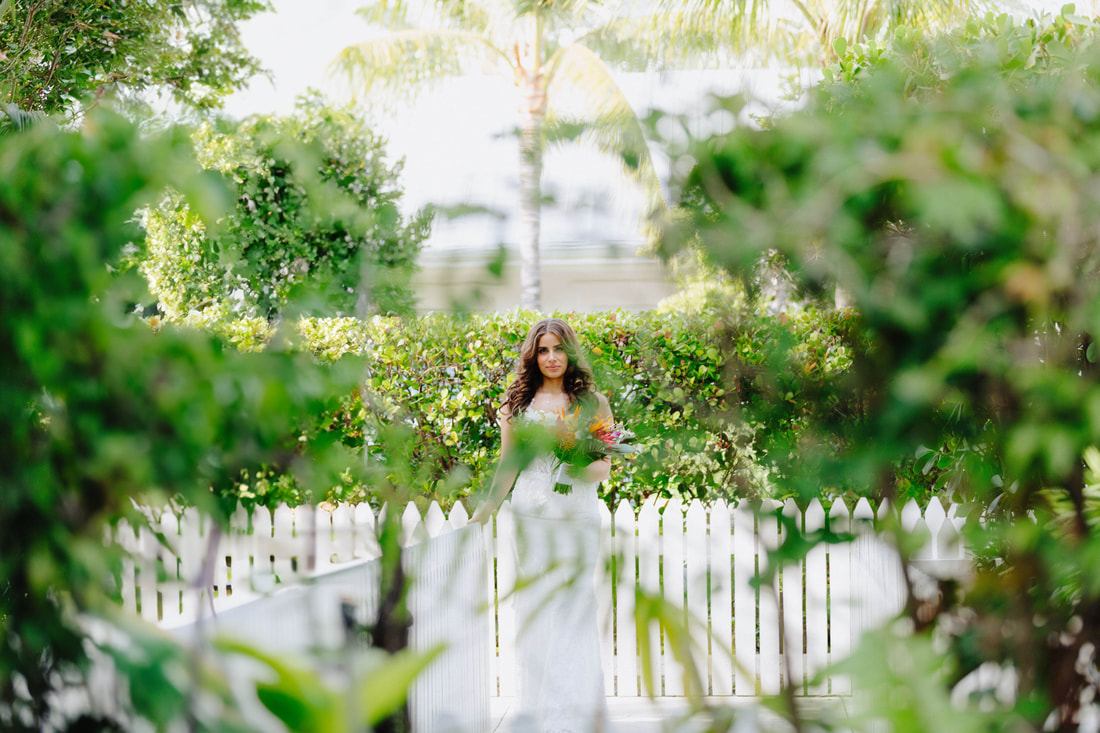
[490,696,853,732]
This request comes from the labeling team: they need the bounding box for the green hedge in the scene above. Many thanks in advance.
[220,304,874,508]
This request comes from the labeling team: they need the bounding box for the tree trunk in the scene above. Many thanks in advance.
[517,72,546,312]
[372,515,412,733]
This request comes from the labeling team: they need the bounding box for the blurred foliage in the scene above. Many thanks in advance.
[213,638,441,733]
[138,94,430,322]
[0,0,269,124]
[0,111,366,730]
[662,7,1100,730]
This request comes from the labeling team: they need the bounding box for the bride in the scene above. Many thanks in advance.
[472,318,613,733]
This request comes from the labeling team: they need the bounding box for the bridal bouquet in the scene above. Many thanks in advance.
[550,408,635,495]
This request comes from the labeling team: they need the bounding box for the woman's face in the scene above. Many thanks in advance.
[535,332,568,381]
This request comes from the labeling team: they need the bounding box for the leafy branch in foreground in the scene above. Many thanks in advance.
[663,10,1100,730]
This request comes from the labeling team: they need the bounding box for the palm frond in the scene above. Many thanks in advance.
[358,0,513,39]
[878,0,999,33]
[568,17,667,71]
[636,0,802,67]
[329,29,513,101]
[432,0,497,34]
[356,0,418,30]
[1,103,48,133]
[644,0,995,66]
[824,0,996,41]
[514,0,595,21]
[544,42,669,242]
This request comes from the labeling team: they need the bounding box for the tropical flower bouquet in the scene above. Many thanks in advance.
[550,407,635,495]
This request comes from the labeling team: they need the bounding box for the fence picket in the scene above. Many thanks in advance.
[137,522,160,622]
[353,503,379,560]
[758,501,781,695]
[613,500,638,696]
[159,510,181,622]
[206,513,228,604]
[732,500,756,695]
[252,506,274,593]
[227,503,250,599]
[272,505,295,586]
[402,503,424,547]
[495,502,517,697]
[900,498,921,532]
[828,500,852,695]
[116,520,138,612]
[479,505,499,696]
[876,498,892,530]
[851,498,876,642]
[179,508,205,623]
[937,516,960,560]
[332,503,354,563]
[306,505,326,576]
[597,502,615,700]
[303,506,321,577]
[924,498,946,556]
[662,498,685,696]
[685,500,708,696]
[804,499,828,695]
[637,498,661,696]
[781,499,805,694]
[448,501,470,531]
[425,502,448,538]
[709,500,733,696]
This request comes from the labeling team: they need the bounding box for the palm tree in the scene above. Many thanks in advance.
[332,0,666,312]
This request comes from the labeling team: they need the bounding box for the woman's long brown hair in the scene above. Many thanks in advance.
[503,318,594,420]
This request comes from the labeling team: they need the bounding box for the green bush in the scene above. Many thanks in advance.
[208,304,866,509]
[139,94,430,322]
[1,110,363,731]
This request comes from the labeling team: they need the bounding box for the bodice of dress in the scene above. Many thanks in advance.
[509,409,601,521]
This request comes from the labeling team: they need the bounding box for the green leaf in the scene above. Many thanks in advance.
[357,645,445,727]
[214,637,345,732]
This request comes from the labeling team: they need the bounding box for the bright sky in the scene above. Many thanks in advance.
[222,0,1087,253]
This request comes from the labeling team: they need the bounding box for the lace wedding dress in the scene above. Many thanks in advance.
[508,411,608,733]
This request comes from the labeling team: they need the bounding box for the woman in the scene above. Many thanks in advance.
[473,318,613,733]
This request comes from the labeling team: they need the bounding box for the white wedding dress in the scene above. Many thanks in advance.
[508,411,608,733]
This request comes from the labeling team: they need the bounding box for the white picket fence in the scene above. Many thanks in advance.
[112,496,967,699]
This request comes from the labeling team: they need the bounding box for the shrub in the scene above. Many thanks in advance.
[210,304,866,508]
[138,94,430,322]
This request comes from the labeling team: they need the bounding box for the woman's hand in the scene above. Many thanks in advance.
[581,457,612,484]
[470,502,496,526]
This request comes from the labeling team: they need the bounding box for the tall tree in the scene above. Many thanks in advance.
[331,0,666,312]
[140,94,430,324]
[0,0,270,124]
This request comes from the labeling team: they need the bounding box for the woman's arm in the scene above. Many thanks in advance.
[580,393,614,484]
[472,404,518,525]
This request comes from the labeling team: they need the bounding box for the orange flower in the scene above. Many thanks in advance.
[589,415,613,436]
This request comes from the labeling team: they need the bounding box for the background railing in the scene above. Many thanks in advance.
[112,496,967,699]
